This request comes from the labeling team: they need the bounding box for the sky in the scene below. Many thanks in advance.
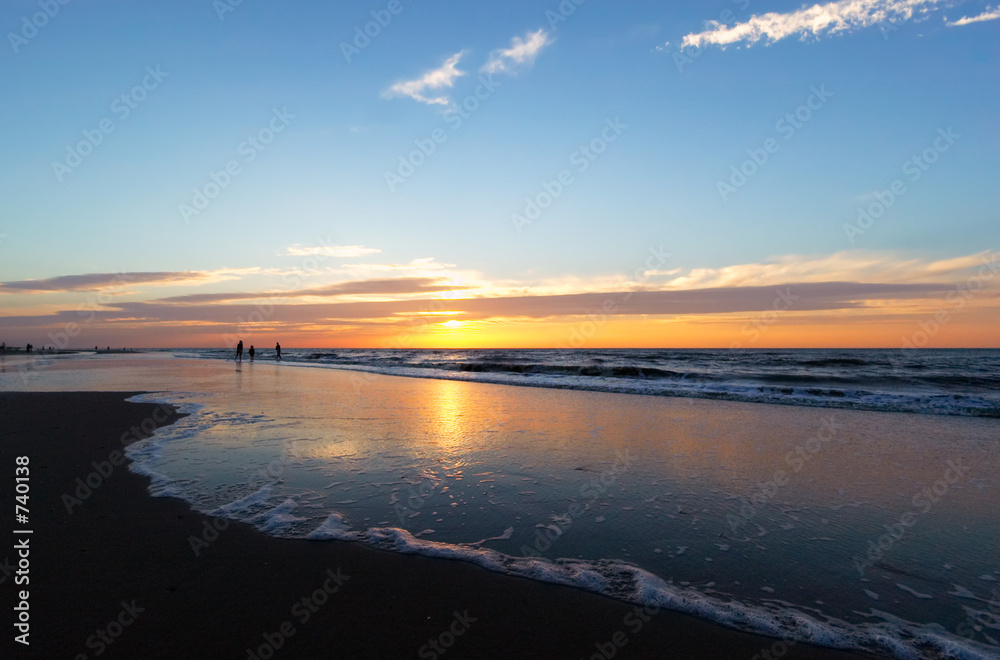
[0,0,997,349]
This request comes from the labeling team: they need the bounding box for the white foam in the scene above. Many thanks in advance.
[949,585,979,599]
[463,526,515,547]
[306,512,358,541]
[123,394,209,498]
[895,584,933,600]
[252,498,306,534]
[211,484,274,516]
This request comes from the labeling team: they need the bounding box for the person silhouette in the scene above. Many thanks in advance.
[236,340,244,361]
[275,342,281,361]
[249,345,255,362]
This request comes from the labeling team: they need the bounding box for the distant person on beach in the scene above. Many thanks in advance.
[236,340,243,361]
[275,343,281,360]
[26,344,32,353]
[249,345,255,362]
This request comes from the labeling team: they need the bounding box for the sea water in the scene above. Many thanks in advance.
[2,350,998,659]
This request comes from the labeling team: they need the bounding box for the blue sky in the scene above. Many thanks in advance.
[0,0,997,347]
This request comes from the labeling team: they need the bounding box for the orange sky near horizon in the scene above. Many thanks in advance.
[26,309,996,350]
[3,249,998,350]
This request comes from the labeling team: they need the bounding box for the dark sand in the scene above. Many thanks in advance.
[1,392,878,659]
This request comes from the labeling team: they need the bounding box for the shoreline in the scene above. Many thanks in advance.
[1,391,878,659]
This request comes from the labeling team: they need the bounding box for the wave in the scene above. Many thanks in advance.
[164,349,1000,418]
[797,358,873,367]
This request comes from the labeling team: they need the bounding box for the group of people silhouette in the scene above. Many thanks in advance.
[235,341,281,362]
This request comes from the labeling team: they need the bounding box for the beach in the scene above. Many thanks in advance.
[6,0,998,654]
[1,389,876,659]
[1,353,997,658]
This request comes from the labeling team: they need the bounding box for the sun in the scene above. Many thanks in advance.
[441,320,465,329]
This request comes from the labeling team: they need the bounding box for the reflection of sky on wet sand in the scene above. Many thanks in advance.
[3,355,998,648]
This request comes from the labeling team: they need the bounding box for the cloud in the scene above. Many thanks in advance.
[652,250,1000,290]
[0,269,259,294]
[156,277,472,304]
[3,250,995,346]
[284,244,381,258]
[0,281,955,331]
[481,29,553,74]
[383,52,466,105]
[946,5,1000,25]
[680,0,944,49]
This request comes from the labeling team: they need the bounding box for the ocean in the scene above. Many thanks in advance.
[165,347,1000,418]
[3,349,999,659]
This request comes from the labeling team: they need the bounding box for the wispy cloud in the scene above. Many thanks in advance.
[383,52,466,105]
[284,244,381,258]
[0,268,260,294]
[0,282,954,330]
[342,257,457,273]
[680,0,944,49]
[156,277,472,304]
[946,5,1000,25]
[654,250,1000,290]
[481,29,553,74]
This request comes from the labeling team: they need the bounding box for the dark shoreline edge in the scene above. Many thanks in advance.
[1,392,877,659]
